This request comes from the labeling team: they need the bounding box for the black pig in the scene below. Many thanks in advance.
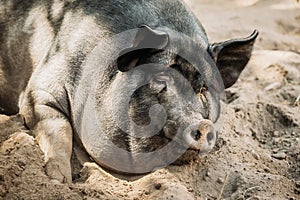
[0,0,258,183]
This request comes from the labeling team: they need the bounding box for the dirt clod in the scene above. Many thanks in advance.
[272,152,287,160]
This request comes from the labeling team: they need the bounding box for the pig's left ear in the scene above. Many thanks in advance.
[208,30,259,88]
[117,25,169,72]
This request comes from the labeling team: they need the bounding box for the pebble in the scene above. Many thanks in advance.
[272,152,286,160]
[264,81,282,91]
[251,150,260,160]
[187,187,194,192]
[206,171,211,177]
[273,131,280,137]
[264,167,271,173]
[217,177,224,184]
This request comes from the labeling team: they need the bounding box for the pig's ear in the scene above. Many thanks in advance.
[117,25,169,72]
[208,30,258,88]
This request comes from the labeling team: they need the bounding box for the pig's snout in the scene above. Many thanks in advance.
[184,119,217,153]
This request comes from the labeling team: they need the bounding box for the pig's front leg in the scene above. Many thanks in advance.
[35,114,73,184]
[20,91,73,184]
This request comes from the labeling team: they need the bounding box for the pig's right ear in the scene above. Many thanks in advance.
[117,25,169,72]
[208,30,258,88]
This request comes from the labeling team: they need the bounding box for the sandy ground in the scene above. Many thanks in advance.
[1,0,300,199]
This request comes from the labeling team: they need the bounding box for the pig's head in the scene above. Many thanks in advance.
[83,25,258,174]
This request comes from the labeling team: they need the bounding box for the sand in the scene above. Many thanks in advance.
[0,0,299,199]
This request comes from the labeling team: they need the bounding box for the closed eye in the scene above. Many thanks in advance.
[170,64,205,94]
[198,89,209,119]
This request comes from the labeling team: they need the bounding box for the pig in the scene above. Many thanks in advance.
[0,0,258,183]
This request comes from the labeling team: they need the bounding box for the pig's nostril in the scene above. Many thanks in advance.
[191,130,201,141]
[206,132,214,142]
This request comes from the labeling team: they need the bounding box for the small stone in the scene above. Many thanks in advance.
[272,152,286,160]
[217,177,224,184]
[251,150,260,160]
[273,131,280,137]
[206,171,211,177]
[291,132,296,136]
[187,187,194,192]
[295,181,300,188]
[264,167,271,173]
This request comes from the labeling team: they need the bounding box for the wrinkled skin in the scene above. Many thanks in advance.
[0,0,258,183]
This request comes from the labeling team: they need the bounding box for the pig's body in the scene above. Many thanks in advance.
[0,0,258,183]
